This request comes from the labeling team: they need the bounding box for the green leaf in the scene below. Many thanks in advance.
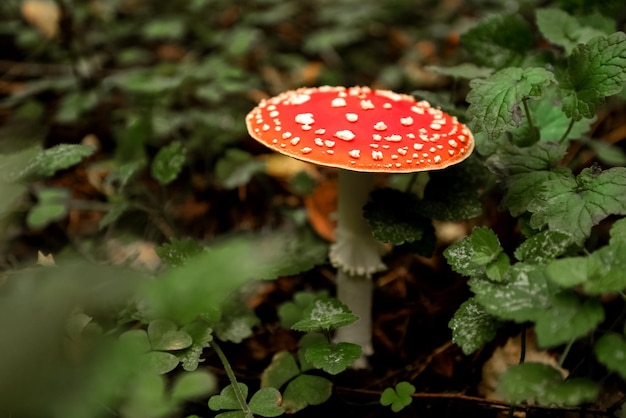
[363,188,436,254]
[514,230,578,263]
[419,156,490,221]
[461,14,535,69]
[261,351,301,390]
[277,290,330,329]
[380,382,415,413]
[486,141,569,216]
[304,341,361,375]
[154,238,204,268]
[610,217,626,243]
[291,298,358,332]
[119,373,172,418]
[536,8,609,54]
[213,300,259,343]
[281,374,332,414]
[444,226,508,279]
[467,67,556,141]
[579,137,626,166]
[27,187,70,228]
[171,370,217,403]
[528,166,626,243]
[99,200,130,230]
[248,387,284,417]
[561,32,626,120]
[499,363,599,406]
[144,351,180,375]
[469,263,553,322]
[151,141,186,185]
[595,333,626,378]
[448,298,501,355]
[178,322,213,372]
[215,148,265,189]
[147,319,193,351]
[546,240,626,294]
[12,144,95,181]
[534,292,604,347]
[208,383,249,412]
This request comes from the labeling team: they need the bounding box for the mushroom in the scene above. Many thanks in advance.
[246,86,474,366]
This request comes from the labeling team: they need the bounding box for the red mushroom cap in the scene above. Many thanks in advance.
[246,86,474,173]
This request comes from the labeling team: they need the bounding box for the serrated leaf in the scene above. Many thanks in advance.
[444,227,506,279]
[528,166,626,243]
[248,387,284,417]
[380,382,415,412]
[595,333,626,379]
[151,141,186,185]
[609,217,626,244]
[561,32,626,120]
[304,341,361,375]
[469,263,553,322]
[461,14,535,69]
[291,298,358,332]
[449,298,501,355]
[499,363,599,406]
[178,322,213,372]
[467,67,556,140]
[154,238,204,268]
[277,290,329,329]
[536,8,608,54]
[534,292,604,347]
[364,188,436,254]
[281,374,332,414]
[514,230,578,263]
[486,142,569,216]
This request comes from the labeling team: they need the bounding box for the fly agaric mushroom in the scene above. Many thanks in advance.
[246,86,474,366]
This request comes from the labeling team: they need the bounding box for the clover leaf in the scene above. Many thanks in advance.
[380,381,416,413]
[208,384,284,418]
[304,341,362,375]
[291,298,358,332]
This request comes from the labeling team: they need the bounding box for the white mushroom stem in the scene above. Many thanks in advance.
[330,170,387,367]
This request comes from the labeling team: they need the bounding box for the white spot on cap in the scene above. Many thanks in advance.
[282,132,292,139]
[331,97,347,107]
[295,113,315,125]
[448,150,455,156]
[383,103,392,109]
[398,147,408,155]
[434,155,442,163]
[360,100,375,110]
[346,113,358,122]
[413,143,424,150]
[301,147,312,154]
[290,137,301,145]
[349,150,360,158]
[314,138,324,147]
[315,128,326,134]
[326,150,334,155]
[430,122,442,130]
[458,135,466,143]
[372,150,383,160]
[324,140,335,147]
[372,134,382,141]
[269,110,279,118]
[334,130,355,141]
[411,105,425,114]
[384,135,402,142]
[291,94,311,105]
[374,122,388,131]
[302,125,312,131]
[262,124,270,131]
[400,117,414,126]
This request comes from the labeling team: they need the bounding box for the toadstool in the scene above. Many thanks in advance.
[246,86,474,366]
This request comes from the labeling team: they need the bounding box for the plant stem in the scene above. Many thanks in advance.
[522,98,538,143]
[519,325,527,364]
[559,118,575,144]
[558,339,575,367]
[209,340,252,417]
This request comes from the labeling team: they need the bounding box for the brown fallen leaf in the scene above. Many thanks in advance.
[21,0,60,39]
[304,176,337,242]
